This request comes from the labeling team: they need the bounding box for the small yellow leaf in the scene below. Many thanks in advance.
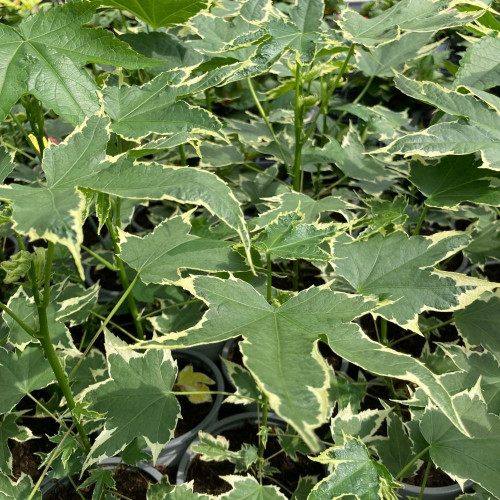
[176,364,215,405]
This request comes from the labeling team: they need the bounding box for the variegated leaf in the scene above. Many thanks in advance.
[83,332,180,467]
[0,414,32,475]
[0,474,40,500]
[331,231,497,332]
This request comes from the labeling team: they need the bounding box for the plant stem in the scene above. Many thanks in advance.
[303,43,356,143]
[139,299,200,320]
[0,301,37,337]
[69,274,140,381]
[354,75,375,104]
[258,394,269,484]
[292,61,303,192]
[10,112,42,161]
[106,221,144,340]
[421,317,454,334]
[26,392,70,432]
[380,318,388,345]
[33,243,91,452]
[28,425,74,500]
[81,244,117,272]
[246,77,290,170]
[179,144,187,166]
[413,205,429,236]
[418,461,432,500]
[0,140,37,161]
[266,251,272,303]
[395,445,431,480]
[90,311,138,342]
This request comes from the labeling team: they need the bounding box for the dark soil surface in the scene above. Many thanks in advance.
[11,440,44,482]
[186,422,325,495]
[405,463,455,487]
[44,464,160,499]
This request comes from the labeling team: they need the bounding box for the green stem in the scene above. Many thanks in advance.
[34,243,91,452]
[0,140,37,161]
[139,299,200,320]
[0,301,37,337]
[81,245,117,272]
[266,252,272,303]
[246,77,290,170]
[413,205,429,236]
[354,75,375,104]
[292,260,299,292]
[32,98,46,155]
[243,162,290,188]
[292,61,303,192]
[418,461,432,500]
[90,311,138,342]
[179,144,187,166]
[258,394,269,483]
[395,445,430,480]
[303,43,356,143]
[421,317,454,334]
[10,112,42,161]
[69,275,140,381]
[26,393,71,432]
[380,318,388,345]
[106,221,144,340]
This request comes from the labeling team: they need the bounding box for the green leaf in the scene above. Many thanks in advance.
[454,294,500,363]
[335,126,395,195]
[465,219,500,264]
[455,35,500,91]
[0,347,55,414]
[0,474,40,500]
[118,213,246,285]
[308,436,398,500]
[357,32,433,77]
[84,332,180,466]
[128,132,200,158]
[54,282,100,327]
[81,155,253,268]
[382,75,500,170]
[198,143,244,168]
[332,231,496,332]
[330,406,389,445]
[79,468,115,500]
[292,476,318,500]
[191,431,259,472]
[253,192,354,229]
[360,196,408,238]
[221,358,261,406]
[0,147,14,183]
[139,275,465,449]
[0,114,109,278]
[252,211,336,260]
[100,0,209,29]
[103,75,224,141]
[420,386,500,498]
[338,0,482,47]
[276,426,310,460]
[410,155,500,209]
[140,276,376,450]
[0,2,159,124]
[288,0,324,63]
[372,413,416,478]
[0,414,32,475]
[66,349,108,398]
[0,250,32,284]
[223,475,287,500]
[2,287,74,351]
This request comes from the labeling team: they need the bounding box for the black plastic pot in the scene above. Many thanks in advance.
[154,350,225,467]
[84,264,120,304]
[398,481,473,500]
[40,458,162,497]
[176,411,285,485]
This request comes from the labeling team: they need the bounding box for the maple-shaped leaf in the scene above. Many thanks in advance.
[308,436,398,500]
[0,414,32,475]
[0,347,55,415]
[252,211,337,261]
[103,75,224,142]
[331,231,497,332]
[0,113,253,275]
[138,276,467,450]
[0,474,40,500]
[101,0,209,29]
[175,365,215,404]
[0,2,159,124]
[253,192,354,229]
[84,332,180,467]
[338,0,482,47]
[410,155,500,209]
[118,213,247,285]
[382,75,500,170]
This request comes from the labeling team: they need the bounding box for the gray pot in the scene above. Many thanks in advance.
[183,340,227,363]
[398,480,473,500]
[154,350,225,467]
[176,411,285,485]
[40,457,162,497]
